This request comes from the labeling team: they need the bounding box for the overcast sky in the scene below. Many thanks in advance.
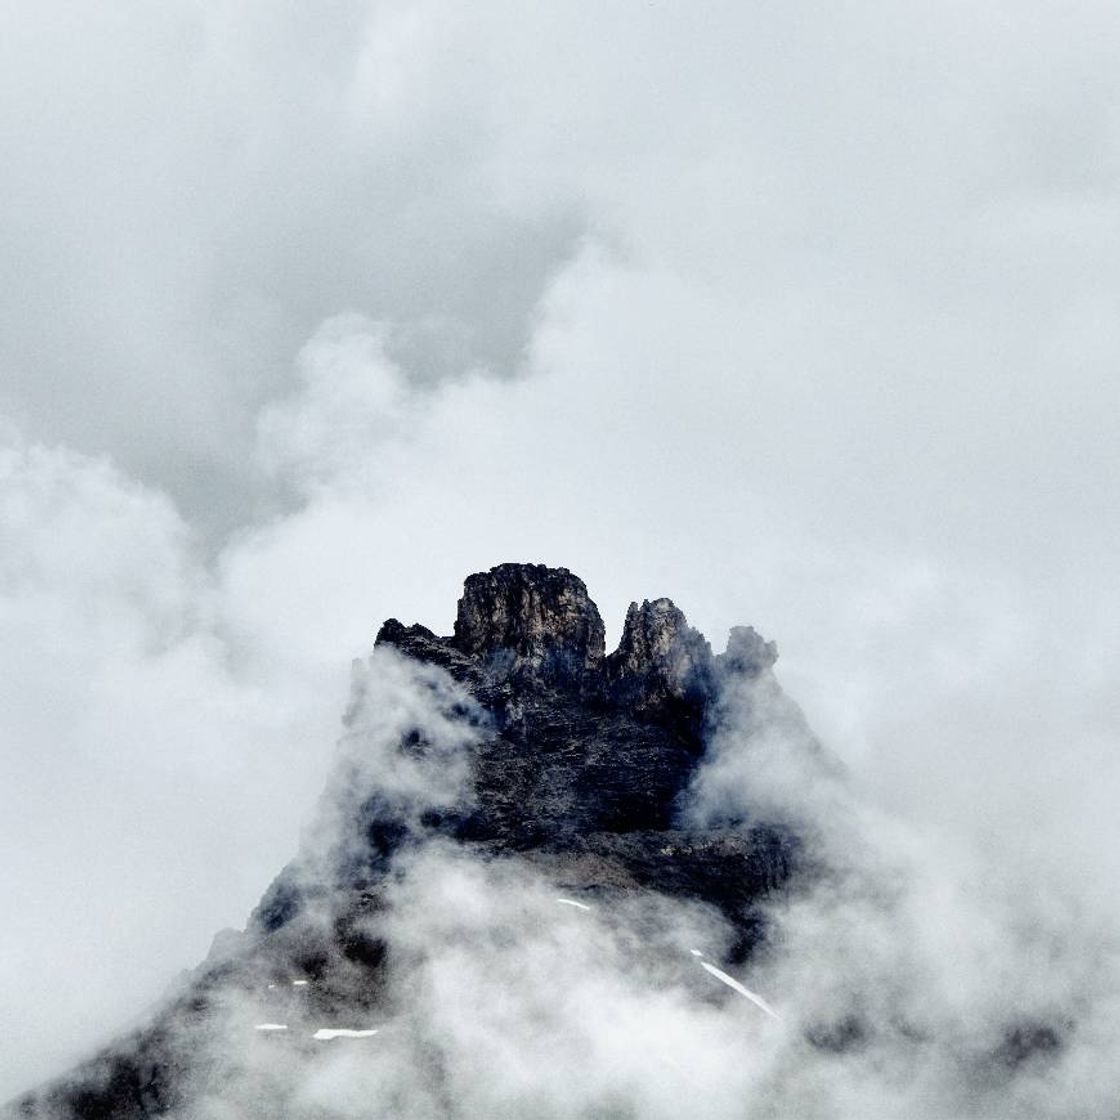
[3,0,1120,1102]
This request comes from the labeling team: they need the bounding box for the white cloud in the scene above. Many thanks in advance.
[256,314,417,496]
[3,0,1120,1110]
[0,430,343,1096]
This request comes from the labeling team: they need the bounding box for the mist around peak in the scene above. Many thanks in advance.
[10,569,1120,1120]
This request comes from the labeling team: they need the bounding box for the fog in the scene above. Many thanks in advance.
[19,641,1118,1118]
[2,0,1119,1111]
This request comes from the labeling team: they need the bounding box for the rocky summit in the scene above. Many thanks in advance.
[8,564,807,1120]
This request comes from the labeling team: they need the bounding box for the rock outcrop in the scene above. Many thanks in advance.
[378,566,739,731]
[361,566,797,856]
[451,563,606,685]
[604,597,715,727]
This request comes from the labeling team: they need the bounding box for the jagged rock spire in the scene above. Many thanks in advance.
[376,564,779,722]
[604,598,715,720]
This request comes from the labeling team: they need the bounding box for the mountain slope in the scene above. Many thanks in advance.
[8,564,809,1119]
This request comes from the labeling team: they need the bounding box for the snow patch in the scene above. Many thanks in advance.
[698,962,781,1020]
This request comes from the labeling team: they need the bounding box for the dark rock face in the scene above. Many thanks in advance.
[366,568,786,854]
[8,563,802,1120]
[451,563,605,687]
[604,597,715,728]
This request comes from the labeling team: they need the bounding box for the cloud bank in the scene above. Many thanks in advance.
[22,645,1118,1119]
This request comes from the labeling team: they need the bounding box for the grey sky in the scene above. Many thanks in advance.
[2,0,1119,1102]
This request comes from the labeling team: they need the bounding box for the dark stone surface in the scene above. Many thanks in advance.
[451,563,606,688]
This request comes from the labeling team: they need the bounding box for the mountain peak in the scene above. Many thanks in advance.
[376,564,773,731]
[11,562,802,1120]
